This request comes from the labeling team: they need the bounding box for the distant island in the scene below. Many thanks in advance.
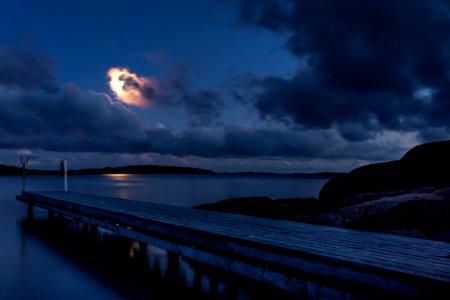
[0,164,213,175]
[0,163,343,178]
[69,165,214,175]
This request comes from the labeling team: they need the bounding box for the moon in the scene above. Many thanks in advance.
[107,67,156,107]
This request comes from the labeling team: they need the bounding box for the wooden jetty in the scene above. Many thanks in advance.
[17,191,450,299]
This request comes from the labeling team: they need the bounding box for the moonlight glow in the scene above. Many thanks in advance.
[107,67,157,107]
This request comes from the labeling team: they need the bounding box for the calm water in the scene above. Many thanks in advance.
[0,174,326,299]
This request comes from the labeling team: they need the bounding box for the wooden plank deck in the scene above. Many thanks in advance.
[17,191,450,299]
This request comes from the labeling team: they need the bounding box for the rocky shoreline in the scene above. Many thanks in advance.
[195,141,450,243]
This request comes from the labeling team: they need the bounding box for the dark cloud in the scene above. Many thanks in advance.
[0,47,224,157]
[0,44,414,165]
[222,126,338,157]
[0,46,149,153]
[0,45,57,91]
[235,0,450,142]
[143,125,403,161]
[160,67,225,126]
[121,72,156,99]
[0,86,148,152]
[181,90,224,126]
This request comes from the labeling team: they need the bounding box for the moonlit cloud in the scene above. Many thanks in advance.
[107,67,159,108]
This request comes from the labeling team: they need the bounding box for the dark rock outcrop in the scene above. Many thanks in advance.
[312,187,450,242]
[319,140,450,206]
[196,187,450,243]
[195,196,321,220]
[196,140,450,243]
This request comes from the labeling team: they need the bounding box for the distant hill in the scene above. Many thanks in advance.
[0,164,57,175]
[0,163,341,177]
[0,164,214,175]
[0,164,23,175]
[70,165,214,175]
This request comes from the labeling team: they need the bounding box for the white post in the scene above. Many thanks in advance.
[20,156,28,192]
[63,160,68,192]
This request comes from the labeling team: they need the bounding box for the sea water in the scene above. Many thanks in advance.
[0,174,326,299]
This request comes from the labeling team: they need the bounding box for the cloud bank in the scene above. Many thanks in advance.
[1,6,439,173]
[234,0,450,142]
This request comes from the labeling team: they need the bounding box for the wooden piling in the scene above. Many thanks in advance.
[139,241,147,257]
[209,273,219,297]
[48,210,55,221]
[89,225,98,239]
[193,268,202,290]
[27,203,33,220]
[167,251,180,279]
[82,222,89,235]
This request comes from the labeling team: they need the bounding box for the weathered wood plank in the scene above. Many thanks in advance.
[16,191,450,299]
[17,192,450,275]
[23,193,448,263]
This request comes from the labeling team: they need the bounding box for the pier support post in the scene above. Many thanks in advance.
[48,210,55,222]
[89,225,98,239]
[82,222,89,235]
[139,242,147,258]
[55,213,64,222]
[209,273,219,297]
[193,268,202,290]
[223,272,238,298]
[167,251,180,279]
[136,242,149,271]
[27,203,33,220]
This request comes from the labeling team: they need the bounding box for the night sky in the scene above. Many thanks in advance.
[1,0,449,172]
